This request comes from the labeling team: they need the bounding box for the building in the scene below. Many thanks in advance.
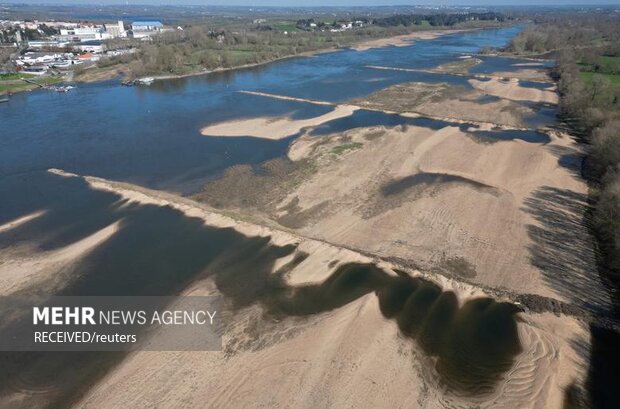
[105,21,126,38]
[74,40,106,54]
[21,66,48,75]
[131,21,163,31]
[131,21,164,39]
[78,53,100,62]
[27,40,68,49]
[58,26,110,42]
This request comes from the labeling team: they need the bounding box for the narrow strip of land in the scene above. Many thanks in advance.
[366,64,554,84]
[237,90,544,133]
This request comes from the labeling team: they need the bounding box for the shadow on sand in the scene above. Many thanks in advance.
[522,186,610,315]
[0,172,521,407]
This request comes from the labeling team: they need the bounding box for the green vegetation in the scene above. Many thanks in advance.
[93,13,508,80]
[110,26,419,78]
[271,23,301,33]
[331,142,363,155]
[579,55,620,73]
[0,73,35,80]
[578,55,620,87]
[373,12,505,27]
[0,47,14,71]
[434,58,482,74]
[580,71,620,87]
[0,73,63,93]
[508,16,620,319]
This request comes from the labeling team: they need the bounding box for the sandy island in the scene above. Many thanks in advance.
[352,29,474,51]
[200,105,358,140]
[469,77,559,104]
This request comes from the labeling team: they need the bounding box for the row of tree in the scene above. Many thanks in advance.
[509,16,620,316]
[98,12,511,78]
[373,12,506,27]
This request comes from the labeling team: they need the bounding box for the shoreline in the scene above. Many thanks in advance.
[117,28,484,84]
[145,27,486,83]
[3,26,493,97]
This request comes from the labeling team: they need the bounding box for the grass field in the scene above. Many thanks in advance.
[271,22,302,33]
[578,55,620,83]
[580,71,620,86]
[0,74,64,93]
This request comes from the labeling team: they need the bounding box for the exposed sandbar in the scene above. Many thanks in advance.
[200,105,358,140]
[469,77,559,104]
[352,29,472,51]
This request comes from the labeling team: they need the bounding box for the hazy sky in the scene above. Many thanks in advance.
[9,0,620,6]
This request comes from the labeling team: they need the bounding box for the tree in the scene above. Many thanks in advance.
[590,75,611,102]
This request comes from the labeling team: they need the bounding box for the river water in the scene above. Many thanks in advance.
[0,25,550,195]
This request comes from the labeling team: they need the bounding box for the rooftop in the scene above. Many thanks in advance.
[132,21,163,27]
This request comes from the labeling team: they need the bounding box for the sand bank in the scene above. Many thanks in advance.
[0,219,120,295]
[349,81,538,129]
[469,77,559,104]
[200,105,358,140]
[28,171,590,409]
[0,210,46,234]
[282,124,608,310]
[352,29,472,51]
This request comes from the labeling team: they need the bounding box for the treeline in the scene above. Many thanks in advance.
[0,47,12,70]
[509,16,620,316]
[373,12,506,27]
[507,16,620,408]
[98,24,415,78]
[96,13,511,78]
[505,15,620,55]
[552,24,620,314]
[121,27,349,77]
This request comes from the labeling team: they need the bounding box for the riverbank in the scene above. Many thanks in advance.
[0,73,65,95]
[73,26,487,86]
[1,26,498,97]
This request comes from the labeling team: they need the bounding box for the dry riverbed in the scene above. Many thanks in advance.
[0,169,590,409]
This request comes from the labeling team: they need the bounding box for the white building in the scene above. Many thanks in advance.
[105,21,126,38]
[59,26,110,42]
[74,41,106,54]
[131,21,163,31]
[131,21,164,39]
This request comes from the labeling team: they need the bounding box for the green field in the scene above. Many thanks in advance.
[0,74,64,93]
[271,22,301,33]
[580,71,620,86]
[578,55,620,77]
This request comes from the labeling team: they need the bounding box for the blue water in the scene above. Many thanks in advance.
[1,26,529,196]
[470,55,554,75]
